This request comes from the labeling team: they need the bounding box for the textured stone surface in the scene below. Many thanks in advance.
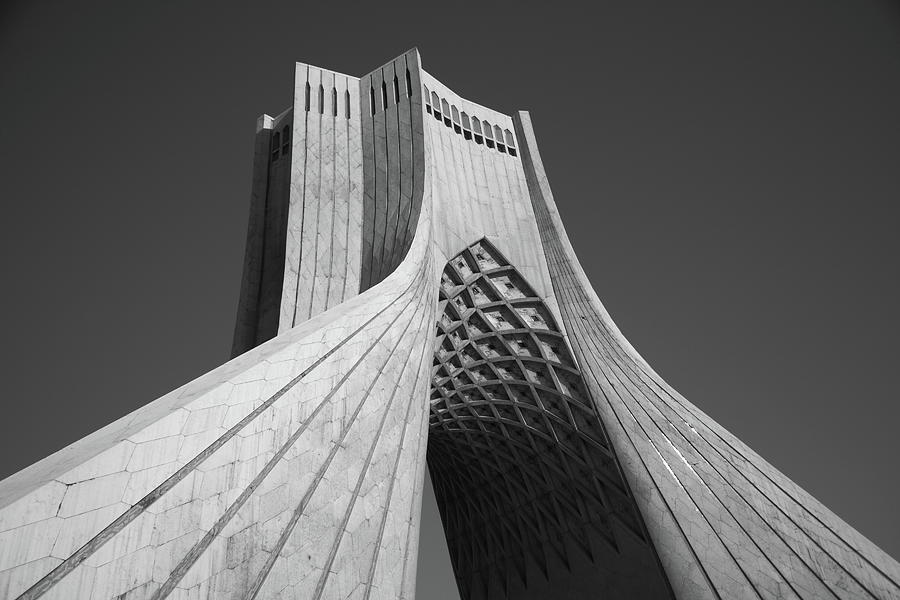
[1,49,898,600]
[515,110,900,600]
[428,240,670,599]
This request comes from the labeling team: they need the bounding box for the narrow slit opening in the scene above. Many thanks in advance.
[381,81,388,110]
[305,82,310,111]
[393,75,400,104]
[345,89,351,119]
[370,86,376,116]
[271,131,280,160]
[332,88,338,117]
[318,84,324,114]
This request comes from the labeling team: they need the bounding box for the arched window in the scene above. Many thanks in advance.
[441,99,451,127]
[461,112,472,140]
[431,92,442,121]
[494,125,506,153]
[451,106,461,134]
[483,120,495,148]
[424,85,432,114]
[472,117,484,144]
[504,129,516,156]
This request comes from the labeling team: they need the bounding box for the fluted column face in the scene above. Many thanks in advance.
[0,49,898,600]
[515,110,900,600]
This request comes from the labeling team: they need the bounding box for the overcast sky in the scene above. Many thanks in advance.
[1,1,898,597]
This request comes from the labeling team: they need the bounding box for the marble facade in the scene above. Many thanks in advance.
[1,49,898,600]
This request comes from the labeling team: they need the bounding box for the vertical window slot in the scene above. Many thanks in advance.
[494,125,505,152]
[472,117,484,144]
[505,129,517,156]
[271,131,280,160]
[432,91,442,121]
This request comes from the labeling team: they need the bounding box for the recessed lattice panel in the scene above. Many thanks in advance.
[427,240,671,600]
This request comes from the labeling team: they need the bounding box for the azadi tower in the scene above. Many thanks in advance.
[1,49,897,600]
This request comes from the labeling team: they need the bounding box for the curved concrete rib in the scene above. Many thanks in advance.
[0,49,897,600]
[515,110,900,600]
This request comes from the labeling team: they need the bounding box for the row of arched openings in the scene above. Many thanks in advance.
[272,79,355,162]
[301,82,352,120]
[423,85,518,157]
[368,69,415,116]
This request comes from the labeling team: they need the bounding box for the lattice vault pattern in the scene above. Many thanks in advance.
[427,240,671,599]
[1,48,898,600]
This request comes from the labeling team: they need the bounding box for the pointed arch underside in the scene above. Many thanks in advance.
[427,239,673,600]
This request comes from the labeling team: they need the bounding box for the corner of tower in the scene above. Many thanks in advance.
[405,46,421,62]
[256,114,275,133]
[513,110,531,126]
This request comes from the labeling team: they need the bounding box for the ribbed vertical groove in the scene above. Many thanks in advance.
[321,297,433,598]
[515,110,900,600]
[15,268,424,600]
[537,174,884,599]
[362,285,433,600]
[247,270,430,599]
[359,50,425,293]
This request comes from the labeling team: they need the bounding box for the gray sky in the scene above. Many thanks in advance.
[1,2,898,597]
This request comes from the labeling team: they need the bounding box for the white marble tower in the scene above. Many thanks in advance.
[0,50,898,600]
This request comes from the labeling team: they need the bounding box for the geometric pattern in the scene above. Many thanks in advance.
[515,110,900,600]
[2,49,898,600]
[428,239,671,599]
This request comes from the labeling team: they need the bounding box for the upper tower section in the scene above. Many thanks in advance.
[231,50,563,359]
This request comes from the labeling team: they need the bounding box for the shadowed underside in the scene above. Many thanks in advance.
[0,49,897,600]
[428,240,671,599]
